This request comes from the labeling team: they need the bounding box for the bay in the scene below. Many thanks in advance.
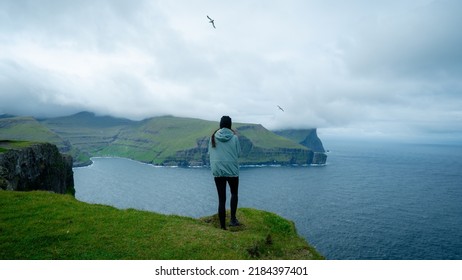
[73,140,462,259]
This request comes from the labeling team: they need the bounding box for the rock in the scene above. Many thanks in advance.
[312,152,327,165]
[3,113,328,167]
[273,129,327,165]
[0,141,74,195]
[273,129,326,153]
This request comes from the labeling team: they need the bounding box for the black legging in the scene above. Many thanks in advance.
[214,176,239,229]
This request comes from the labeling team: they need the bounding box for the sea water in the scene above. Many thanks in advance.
[73,140,462,259]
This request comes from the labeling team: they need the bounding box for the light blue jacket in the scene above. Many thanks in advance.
[208,128,241,177]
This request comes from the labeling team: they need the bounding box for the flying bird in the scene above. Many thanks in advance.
[277,105,284,112]
[207,15,216,28]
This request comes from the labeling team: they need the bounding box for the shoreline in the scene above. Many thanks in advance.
[73,156,328,169]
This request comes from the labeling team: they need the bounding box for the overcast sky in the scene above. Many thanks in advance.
[1,0,461,142]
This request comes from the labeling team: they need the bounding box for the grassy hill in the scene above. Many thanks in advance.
[97,116,218,164]
[1,112,324,166]
[0,191,324,260]
[40,112,136,165]
[0,140,40,155]
[0,116,88,165]
[0,116,67,149]
[98,116,310,165]
[274,129,325,153]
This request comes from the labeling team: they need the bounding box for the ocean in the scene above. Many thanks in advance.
[73,140,462,259]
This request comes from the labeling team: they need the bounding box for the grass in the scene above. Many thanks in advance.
[0,140,40,153]
[0,116,85,163]
[97,116,310,165]
[96,116,219,164]
[2,113,315,166]
[0,191,324,260]
[235,124,304,149]
[0,117,65,147]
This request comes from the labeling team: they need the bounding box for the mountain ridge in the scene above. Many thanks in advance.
[0,112,327,167]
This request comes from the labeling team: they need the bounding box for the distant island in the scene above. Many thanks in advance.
[0,111,327,167]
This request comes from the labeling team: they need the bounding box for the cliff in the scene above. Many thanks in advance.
[83,116,319,166]
[0,141,74,195]
[1,112,328,167]
[274,129,327,165]
[0,191,324,260]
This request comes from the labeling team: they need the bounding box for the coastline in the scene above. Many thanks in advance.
[74,156,327,169]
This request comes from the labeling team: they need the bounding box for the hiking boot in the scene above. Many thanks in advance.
[229,218,240,227]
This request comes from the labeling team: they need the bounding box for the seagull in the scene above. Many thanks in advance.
[207,15,216,28]
[277,105,284,112]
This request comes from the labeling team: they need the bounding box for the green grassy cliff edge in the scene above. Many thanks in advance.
[0,191,324,260]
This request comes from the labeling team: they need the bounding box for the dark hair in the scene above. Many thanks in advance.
[220,116,232,129]
[211,116,234,148]
[211,128,220,148]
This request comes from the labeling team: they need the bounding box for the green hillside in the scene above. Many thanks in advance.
[1,112,324,166]
[97,116,218,164]
[274,129,326,153]
[98,116,311,165]
[0,191,324,260]
[40,112,134,165]
[236,124,304,149]
[0,140,38,153]
[0,116,68,151]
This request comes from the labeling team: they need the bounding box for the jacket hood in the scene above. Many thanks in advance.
[215,128,234,142]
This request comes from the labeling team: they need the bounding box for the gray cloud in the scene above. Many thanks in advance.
[344,0,462,79]
[1,0,461,142]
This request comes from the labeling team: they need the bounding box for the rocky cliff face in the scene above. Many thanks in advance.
[2,113,328,167]
[273,129,325,152]
[312,152,328,165]
[274,129,327,165]
[168,135,317,167]
[237,135,314,165]
[0,142,74,195]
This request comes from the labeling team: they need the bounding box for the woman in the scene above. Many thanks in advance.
[208,116,241,230]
